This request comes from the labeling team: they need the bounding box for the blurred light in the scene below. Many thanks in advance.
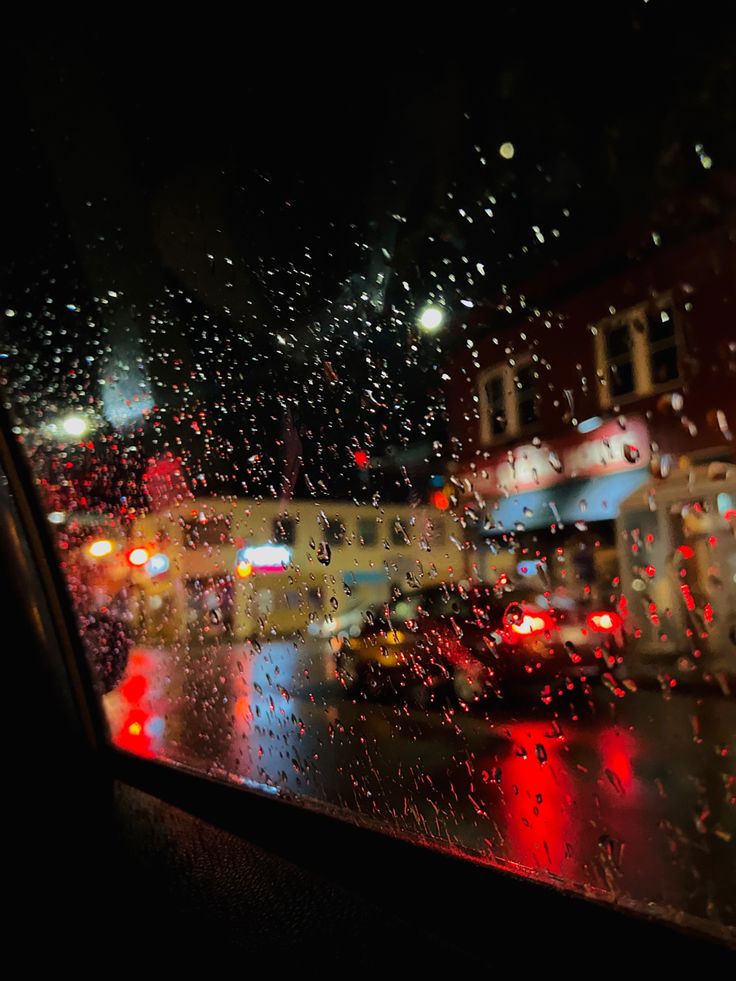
[236,560,253,579]
[516,560,546,578]
[431,490,450,510]
[353,449,369,469]
[48,511,66,525]
[499,142,515,160]
[238,544,290,572]
[577,416,603,434]
[145,553,170,577]
[678,544,694,559]
[717,492,734,515]
[418,305,445,332]
[61,415,87,437]
[127,547,150,567]
[587,611,622,632]
[88,538,113,558]
[508,613,547,636]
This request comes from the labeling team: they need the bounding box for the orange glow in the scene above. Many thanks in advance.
[127,546,150,567]
[431,490,450,510]
[236,560,253,579]
[128,721,143,736]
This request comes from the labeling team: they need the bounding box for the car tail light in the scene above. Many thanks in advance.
[503,603,551,640]
[587,611,622,632]
[509,613,548,636]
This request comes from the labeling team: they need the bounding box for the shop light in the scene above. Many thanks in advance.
[88,539,114,558]
[577,416,603,434]
[145,553,170,577]
[238,544,291,573]
[127,547,150,567]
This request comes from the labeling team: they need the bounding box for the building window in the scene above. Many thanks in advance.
[647,306,679,386]
[357,517,378,546]
[516,363,539,427]
[484,370,508,436]
[273,515,296,545]
[390,518,411,546]
[604,322,636,397]
[181,513,232,549]
[597,299,681,406]
[427,517,447,545]
[325,516,346,546]
[478,361,539,445]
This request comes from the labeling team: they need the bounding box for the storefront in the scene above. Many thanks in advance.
[617,462,736,665]
[458,417,651,602]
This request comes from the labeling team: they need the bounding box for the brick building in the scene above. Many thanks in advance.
[444,178,736,664]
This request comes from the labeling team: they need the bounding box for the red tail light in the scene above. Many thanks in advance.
[506,612,549,637]
[587,611,622,632]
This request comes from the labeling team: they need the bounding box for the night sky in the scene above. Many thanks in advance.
[2,10,735,509]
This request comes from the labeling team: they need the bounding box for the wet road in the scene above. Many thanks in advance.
[105,638,736,942]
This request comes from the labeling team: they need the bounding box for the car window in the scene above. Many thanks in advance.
[2,24,735,945]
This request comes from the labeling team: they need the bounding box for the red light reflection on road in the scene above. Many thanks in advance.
[480,722,575,875]
[106,649,165,759]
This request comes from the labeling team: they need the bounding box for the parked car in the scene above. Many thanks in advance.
[335,581,626,704]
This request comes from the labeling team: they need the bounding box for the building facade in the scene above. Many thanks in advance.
[445,186,736,666]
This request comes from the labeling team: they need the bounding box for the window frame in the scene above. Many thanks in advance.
[478,357,540,446]
[596,295,683,408]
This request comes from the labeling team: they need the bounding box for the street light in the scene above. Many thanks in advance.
[61,415,88,437]
[418,305,445,332]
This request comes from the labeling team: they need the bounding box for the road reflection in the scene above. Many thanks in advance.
[104,637,736,937]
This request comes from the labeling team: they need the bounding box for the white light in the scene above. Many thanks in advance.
[577,416,603,434]
[48,511,66,525]
[499,142,515,160]
[61,415,87,437]
[88,539,114,558]
[418,305,445,332]
[239,544,291,570]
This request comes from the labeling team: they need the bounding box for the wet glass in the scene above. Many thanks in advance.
[2,21,736,947]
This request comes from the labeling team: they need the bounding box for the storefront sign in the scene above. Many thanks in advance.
[461,417,650,498]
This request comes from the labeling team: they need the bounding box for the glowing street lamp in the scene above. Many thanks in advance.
[418,305,445,333]
[61,415,88,437]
